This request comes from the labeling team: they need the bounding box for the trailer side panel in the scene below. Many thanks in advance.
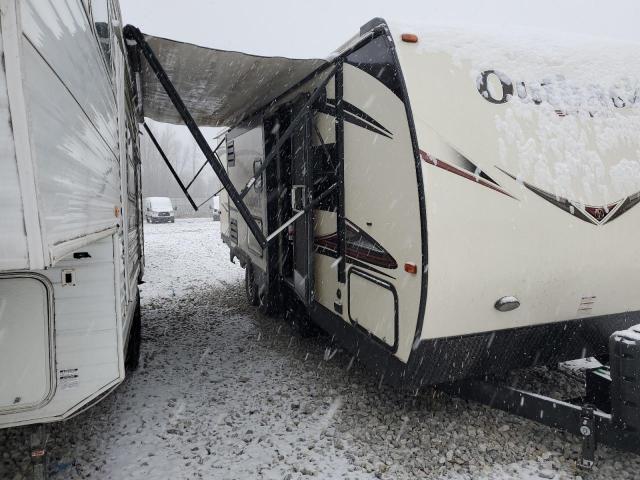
[0,23,29,269]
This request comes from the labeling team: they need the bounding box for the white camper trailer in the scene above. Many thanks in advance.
[0,0,143,435]
[123,17,640,460]
[129,18,640,388]
[215,20,640,387]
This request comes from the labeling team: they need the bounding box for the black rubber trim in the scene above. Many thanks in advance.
[309,299,640,389]
[378,21,429,349]
[309,300,407,385]
[407,310,640,387]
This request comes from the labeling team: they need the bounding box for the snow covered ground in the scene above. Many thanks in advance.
[2,218,640,479]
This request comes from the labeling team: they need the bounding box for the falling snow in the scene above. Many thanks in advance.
[1,219,639,479]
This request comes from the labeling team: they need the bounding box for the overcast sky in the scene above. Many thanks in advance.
[121,0,640,59]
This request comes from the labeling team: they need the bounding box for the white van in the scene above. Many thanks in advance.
[144,196,175,223]
[211,196,221,220]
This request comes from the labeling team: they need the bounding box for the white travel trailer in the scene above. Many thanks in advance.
[124,17,640,461]
[0,0,143,441]
[132,18,640,386]
[218,19,640,387]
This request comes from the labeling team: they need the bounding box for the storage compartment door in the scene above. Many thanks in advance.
[0,276,53,412]
[348,269,397,348]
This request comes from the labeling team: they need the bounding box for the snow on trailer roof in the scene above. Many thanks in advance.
[139,34,327,127]
[391,22,640,206]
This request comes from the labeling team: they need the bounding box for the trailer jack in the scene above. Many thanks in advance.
[578,405,596,470]
[443,324,640,468]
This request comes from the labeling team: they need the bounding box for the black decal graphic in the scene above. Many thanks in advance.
[497,167,640,225]
[315,220,398,270]
[476,70,514,104]
[317,100,393,139]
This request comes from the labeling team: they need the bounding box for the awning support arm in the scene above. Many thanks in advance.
[124,25,267,248]
[266,182,337,244]
[335,59,346,284]
[196,184,226,210]
[142,122,198,211]
[239,67,337,200]
[185,137,225,191]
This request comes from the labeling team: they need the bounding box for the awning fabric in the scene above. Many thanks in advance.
[139,34,326,128]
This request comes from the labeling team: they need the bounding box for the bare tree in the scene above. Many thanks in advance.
[140,123,223,216]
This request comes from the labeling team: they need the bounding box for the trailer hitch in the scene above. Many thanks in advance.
[443,376,640,467]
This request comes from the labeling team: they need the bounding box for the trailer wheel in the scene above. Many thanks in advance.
[125,298,142,371]
[245,265,259,306]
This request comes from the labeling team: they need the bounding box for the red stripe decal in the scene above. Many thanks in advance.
[419,150,515,200]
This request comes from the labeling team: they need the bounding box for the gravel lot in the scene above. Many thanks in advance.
[2,218,640,479]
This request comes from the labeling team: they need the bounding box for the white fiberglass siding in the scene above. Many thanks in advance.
[0,26,28,269]
[20,0,120,255]
[391,22,640,339]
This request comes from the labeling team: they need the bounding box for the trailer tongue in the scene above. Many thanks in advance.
[446,323,640,469]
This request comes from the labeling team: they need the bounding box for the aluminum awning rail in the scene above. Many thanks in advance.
[131,32,326,128]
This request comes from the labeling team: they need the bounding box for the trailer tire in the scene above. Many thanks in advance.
[245,265,259,306]
[125,298,142,371]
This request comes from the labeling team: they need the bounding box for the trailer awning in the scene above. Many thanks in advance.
[138,34,326,127]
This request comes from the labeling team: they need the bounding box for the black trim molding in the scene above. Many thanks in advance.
[347,267,399,352]
[310,301,640,389]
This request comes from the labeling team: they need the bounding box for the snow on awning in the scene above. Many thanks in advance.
[139,34,327,128]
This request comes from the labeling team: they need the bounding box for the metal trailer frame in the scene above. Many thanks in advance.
[445,365,640,470]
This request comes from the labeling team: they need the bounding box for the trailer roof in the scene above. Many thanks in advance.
[138,34,326,127]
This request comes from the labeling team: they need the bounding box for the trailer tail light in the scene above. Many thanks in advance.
[401,33,418,43]
[404,262,418,274]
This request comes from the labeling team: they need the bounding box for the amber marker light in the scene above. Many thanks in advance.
[401,33,419,43]
[404,262,418,274]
